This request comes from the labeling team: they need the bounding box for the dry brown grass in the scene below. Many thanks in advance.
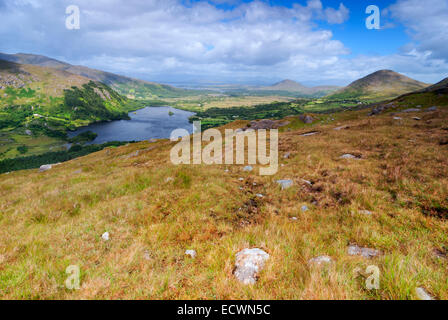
[0,107,447,300]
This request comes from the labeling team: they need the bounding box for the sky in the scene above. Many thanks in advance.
[0,0,447,86]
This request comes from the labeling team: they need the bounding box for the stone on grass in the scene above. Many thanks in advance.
[415,287,434,300]
[426,106,437,112]
[299,115,315,124]
[185,250,197,258]
[301,205,309,212]
[412,117,421,121]
[101,232,110,241]
[291,217,298,221]
[301,179,312,186]
[39,164,52,172]
[401,108,421,113]
[308,255,333,266]
[234,248,270,285]
[300,131,319,137]
[165,177,174,182]
[243,166,253,172]
[347,245,381,258]
[340,154,361,160]
[393,117,402,120]
[277,179,293,190]
[358,210,373,216]
[283,152,291,159]
[334,125,349,131]
[256,194,264,198]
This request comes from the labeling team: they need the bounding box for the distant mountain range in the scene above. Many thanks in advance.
[258,79,340,96]
[0,52,189,99]
[328,70,430,100]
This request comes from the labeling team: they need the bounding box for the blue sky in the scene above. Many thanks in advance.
[0,0,447,85]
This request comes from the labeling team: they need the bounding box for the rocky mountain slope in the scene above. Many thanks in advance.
[329,70,429,100]
[0,52,189,99]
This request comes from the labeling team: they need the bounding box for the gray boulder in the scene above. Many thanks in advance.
[277,179,293,190]
[39,164,52,172]
[234,248,270,285]
[348,245,381,258]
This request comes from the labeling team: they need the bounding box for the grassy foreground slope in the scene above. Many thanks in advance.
[0,103,447,299]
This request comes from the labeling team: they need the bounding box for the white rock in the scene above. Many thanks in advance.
[283,152,291,159]
[393,117,402,120]
[291,217,298,221]
[277,179,293,190]
[243,166,253,172]
[238,178,244,181]
[101,232,110,241]
[39,164,52,172]
[185,250,197,258]
[308,255,333,266]
[415,287,434,300]
[301,179,312,186]
[256,194,264,198]
[301,205,309,212]
[234,248,270,285]
[347,245,381,258]
[165,177,174,182]
[340,154,360,160]
[359,210,373,215]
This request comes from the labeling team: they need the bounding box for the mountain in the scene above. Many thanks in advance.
[329,70,430,100]
[259,79,340,97]
[0,58,145,159]
[0,52,189,99]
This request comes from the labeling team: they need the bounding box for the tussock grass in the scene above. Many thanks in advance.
[0,107,447,299]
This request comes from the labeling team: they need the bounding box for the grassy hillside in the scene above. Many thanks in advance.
[0,53,196,99]
[0,59,144,160]
[0,104,447,299]
[329,70,429,101]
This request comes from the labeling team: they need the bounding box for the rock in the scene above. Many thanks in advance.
[393,117,402,120]
[299,115,315,124]
[143,250,151,261]
[301,179,312,186]
[224,169,230,173]
[401,108,420,113]
[283,152,291,159]
[243,166,253,172]
[185,250,197,258]
[300,131,319,137]
[415,287,434,300]
[308,255,332,266]
[238,178,244,181]
[412,117,421,121]
[334,125,349,131]
[73,169,82,174]
[291,217,298,221]
[256,194,264,198]
[101,232,110,241]
[25,129,32,136]
[165,177,174,182]
[426,106,437,112]
[277,179,293,190]
[234,248,270,285]
[340,154,361,160]
[301,205,309,212]
[39,164,52,172]
[246,119,290,130]
[347,245,381,258]
[416,105,422,108]
[358,210,373,216]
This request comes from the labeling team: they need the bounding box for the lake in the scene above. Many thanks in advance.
[68,106,195,144]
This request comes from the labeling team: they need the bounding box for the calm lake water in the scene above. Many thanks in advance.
[68,106,195,144]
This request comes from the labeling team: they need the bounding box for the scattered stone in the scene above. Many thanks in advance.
[245,119,290,130]
[416,105,422,108]
[234,248,270,285]
[143,250,151,261]
[185,250,197,259]
[301,205,309,212]
[347,245,381,258]
[426,106,438,112]
[340,154,361,160]
[166,177,174,182]
[39,164,52,172]
[358,210,373,216]
[334,125,349,131]
[239,178,244,181]
[25,129,32,135]
[224,169,230,173]
[300,131,319,137]
[277,179,293,190]
[243,166,253,172]
[401,108,421,113]
[308,255,333,266]
[301,179,312,186]
[393,116,402,120]
[101,232,110,241]
[256,194,264,198]
[412,117,421,121]
[291,217,298,221]
[415,287,434,300]
[283,152,291,159]
[299,115,315,124]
